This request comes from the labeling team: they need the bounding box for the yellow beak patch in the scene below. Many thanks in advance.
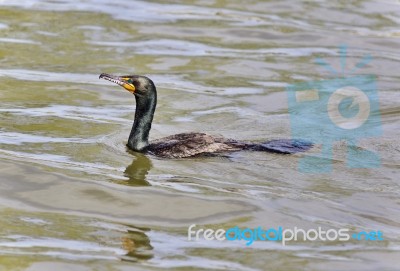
[122,83,135,93]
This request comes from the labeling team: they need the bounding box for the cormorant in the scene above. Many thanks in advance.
[99,73,312,158]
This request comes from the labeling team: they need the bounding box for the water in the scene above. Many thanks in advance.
[0,0,399,270]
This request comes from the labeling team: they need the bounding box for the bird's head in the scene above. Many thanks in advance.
[99,73,155,96]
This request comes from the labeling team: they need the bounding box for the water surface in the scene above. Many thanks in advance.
[0,0,399,270]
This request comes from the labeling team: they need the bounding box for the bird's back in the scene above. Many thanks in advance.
[146,132,244,158]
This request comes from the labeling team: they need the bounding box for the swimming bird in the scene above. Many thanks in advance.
[99,73,312,158]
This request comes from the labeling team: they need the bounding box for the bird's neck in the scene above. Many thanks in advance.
[127,92,157,151]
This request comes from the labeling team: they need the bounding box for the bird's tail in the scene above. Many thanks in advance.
[248,139,313,154]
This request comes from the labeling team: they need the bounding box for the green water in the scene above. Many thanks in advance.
[0,1,399,270]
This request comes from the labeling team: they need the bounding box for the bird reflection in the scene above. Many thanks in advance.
[121,226,153,262]
[122,153,153,186]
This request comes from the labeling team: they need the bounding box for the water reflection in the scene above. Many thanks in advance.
[121,226,153,262]
[122,153,153,186]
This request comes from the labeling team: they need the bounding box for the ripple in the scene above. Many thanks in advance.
[90,39,336,58]
[0,149,123,178]
[192,107,260,118]
[0,131,92,145]
[0,235,124,260]
[150,74,264,95]
[0,69,263,96]
[0,38,39,44]
[19,217,51,225]
[0,69,103,84]
[0,0,296,26]
[0,104,131,124]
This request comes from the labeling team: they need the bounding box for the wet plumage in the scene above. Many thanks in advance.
[146,132,245,158]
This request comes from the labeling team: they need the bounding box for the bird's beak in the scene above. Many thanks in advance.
[99,73,136,93]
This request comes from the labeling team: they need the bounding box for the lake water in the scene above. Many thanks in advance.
[0,0,399,270]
